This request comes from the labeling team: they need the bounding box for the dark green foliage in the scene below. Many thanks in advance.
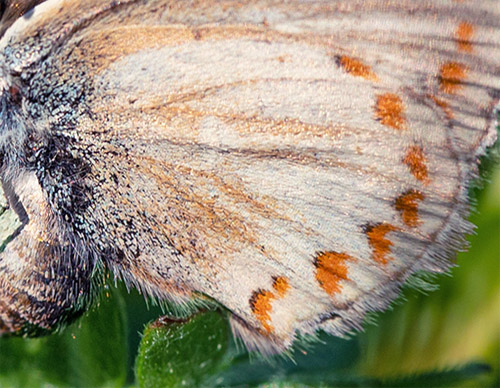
[0,286,127,387]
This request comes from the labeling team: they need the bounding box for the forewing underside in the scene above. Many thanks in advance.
[6,0,499,352]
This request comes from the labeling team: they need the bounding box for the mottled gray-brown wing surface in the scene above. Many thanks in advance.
[0,0,498,352]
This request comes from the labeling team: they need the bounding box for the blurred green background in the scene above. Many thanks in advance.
[0,163,498,387]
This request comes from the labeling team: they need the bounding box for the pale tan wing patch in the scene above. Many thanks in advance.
[5,0,499,352]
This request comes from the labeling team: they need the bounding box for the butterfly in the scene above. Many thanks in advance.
[0,0,498,355]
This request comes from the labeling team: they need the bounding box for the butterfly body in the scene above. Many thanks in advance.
[0,0,498,353]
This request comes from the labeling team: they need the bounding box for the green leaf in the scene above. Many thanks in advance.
[377,362,493,388]
[215,333,360,387]
[135,311,229,388]
[0,286,127,388]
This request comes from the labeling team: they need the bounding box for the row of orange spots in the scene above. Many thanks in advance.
[336,56,408,132]
[314,252,353,296]
[395,189,425,228]
[366,189,424,269]
[249,276,290,333]
[333,60,416,271]
[365,224,398,265]
[325,21,473,274]
[379,22,473,262]
[413,21,472,187]
[438,21,474,94]
[337,55,379,81]
[339,21,472,121]
[336,57,406,131]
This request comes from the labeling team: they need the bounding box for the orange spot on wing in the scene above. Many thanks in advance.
[439,62,467,94]
[375,93,407,130]
[395,190,425,228]
[365,224,397,265]
[403,145,429,183]
[315,252,352,295]
[250,290,275,333]
[272,276,290,297]
[249,276,290,333]
[456,22,475,52]
[338,55,379,81]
